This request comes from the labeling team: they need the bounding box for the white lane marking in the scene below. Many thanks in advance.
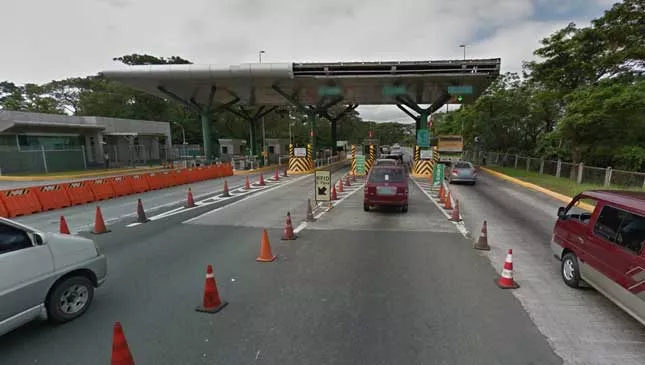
[182,174,311,224]
[293,222,307,234]
[411,178,469,238]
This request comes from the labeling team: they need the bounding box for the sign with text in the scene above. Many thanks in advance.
[420,150,433,160]
[315,170,332,202]
[318,86,343,96]
[383,85,407,96]
[354,155,366,174]
[447,85,473,95]
[416,129,429,148]
[294,148,307,157]
[432,164,445,186]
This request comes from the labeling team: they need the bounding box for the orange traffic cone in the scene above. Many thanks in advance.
[337,179,344,193]
[136,199,149,223]
[92,206,109,234]
[439,184,445,203]
[221,179,231,197]
[331,185,338,200]
[186,188,195,208]
[283,167,288,177]
[258,173,266,186]
[195,265,228,313]
[450,199,462,222]
[281,212,296,240]
[257,229,277,262]
[344,175,351,187]
[111,322,134,365]
[474,221,490,251]
[496,249,520,289]
[244,176,251,190]
[305,198,316,222]
[352,170,357,182]
[274,168,279,181]
[59,215,70,234]
[444,191,452,210]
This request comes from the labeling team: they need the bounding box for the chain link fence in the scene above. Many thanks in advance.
[464,151,645,190]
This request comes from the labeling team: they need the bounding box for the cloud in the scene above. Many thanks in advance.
[0,0,610,122]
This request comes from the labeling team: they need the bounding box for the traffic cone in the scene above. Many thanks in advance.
[496,249,520,289]
[244,176,251,190]
[439,184,445,203]
[92,206,109,234]
[59,216,70,234]
[221,179,231,197]
[258,173,266,186]
[257,229,277,262]
[337,179,344,193]
[111,322,134,365]
[136,199,149,223]
[450,199,462,222]
[352,170,357,182]
[195,265,228,313]
[444,191,452,209]
[283,167,288,177]
[331,185,338,200]
[281,212,296,240]
[186,188,195,208]
[274,168,279,181]
[474,221,490,251]
[306,198,316,222]
[344,175,351,187]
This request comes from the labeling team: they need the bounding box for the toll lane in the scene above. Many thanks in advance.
[448,171,645,365]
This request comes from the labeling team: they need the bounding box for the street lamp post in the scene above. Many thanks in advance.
[459,44,466,60]
[171,121,187,145]
[259,50,267,166]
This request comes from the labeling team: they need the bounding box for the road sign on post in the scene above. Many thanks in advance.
[416,129,429,148]
[382,85,407,96]
[318,86,343,96]
[355,155,366,175]
[447,85,473,95]
[433,164,445,186]
[315,170,331,202]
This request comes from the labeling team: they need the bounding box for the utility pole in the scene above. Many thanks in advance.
[459,44,467,60]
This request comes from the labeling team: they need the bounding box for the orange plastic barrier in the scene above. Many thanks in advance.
[129,174,150,193]
[110,175,133,197]
[64,181,96,206]
[173,168,189,185]
[35,184,71,211]
[159,171,177,187]
[0,198,9,218]
[145,172,168,190]
[222,163,233,176]
[195,167,209,181]
[89,178,116,201]
[0,188,42,217]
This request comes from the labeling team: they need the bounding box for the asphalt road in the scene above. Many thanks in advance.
[447,171,645,365]
[0,168,561,364]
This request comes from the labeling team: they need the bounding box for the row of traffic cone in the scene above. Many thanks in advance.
[437,183,462,222]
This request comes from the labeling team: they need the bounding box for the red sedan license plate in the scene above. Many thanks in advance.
[376,186,395,196]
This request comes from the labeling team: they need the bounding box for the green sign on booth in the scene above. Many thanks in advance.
[416,129,429,148]
[433,163,445,186]
[355,155,366,174]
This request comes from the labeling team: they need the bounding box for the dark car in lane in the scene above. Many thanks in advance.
[364,166,409,213]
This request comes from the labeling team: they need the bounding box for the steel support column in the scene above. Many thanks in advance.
[319,104,359,155]
[223,105,276,156]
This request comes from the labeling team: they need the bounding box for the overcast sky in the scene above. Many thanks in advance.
[0,0,615,122]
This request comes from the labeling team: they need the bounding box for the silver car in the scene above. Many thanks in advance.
[0,217,107,336]
[448,161,477,185]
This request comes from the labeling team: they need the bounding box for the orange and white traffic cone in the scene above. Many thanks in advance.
[337,179,344,193]
[281,212,296,240]
[344,175,351,187]
[305,198,316,222]
[474,221,490,251]
[274,168,279,181]
[258,173,266,186]
[496,249,520,289]
[59,215,70,234]
[244,176,251,190]
[92,206,109,234]
[444,191,452,210]
[136,199,149,223]
[257,229,277,262]
[186,188,195,208]
[195,265,228,313]
[331,185,338,200]
[449,199,461,222]
[439,184,445,203]
[282,167,288,177]
[111,322,134,365]
[352,170,357,182]
[221,179,231,197]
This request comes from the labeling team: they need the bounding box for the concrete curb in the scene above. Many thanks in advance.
[480,167,593,212]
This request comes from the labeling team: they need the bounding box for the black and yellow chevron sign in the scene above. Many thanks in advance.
[413,160,434,177]
[288,157,313,174]
[289,144,294,158]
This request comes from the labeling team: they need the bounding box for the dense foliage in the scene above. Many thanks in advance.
[435,0,645,170]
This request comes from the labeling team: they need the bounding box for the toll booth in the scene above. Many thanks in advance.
[287,143,314,174]
[265,138,289,165]
[218,139,246,162]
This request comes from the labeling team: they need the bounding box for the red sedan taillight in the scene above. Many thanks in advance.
[396,186,408,195]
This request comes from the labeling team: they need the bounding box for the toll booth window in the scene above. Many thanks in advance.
[268,146,275,154]
[222,146,228,154]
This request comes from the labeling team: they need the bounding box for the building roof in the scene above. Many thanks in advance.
[100,59,501,107]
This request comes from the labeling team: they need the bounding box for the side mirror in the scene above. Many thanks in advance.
[557,207,566,219]
[33,233,45,246]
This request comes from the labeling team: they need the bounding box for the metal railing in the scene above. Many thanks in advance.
[464,151,645,190]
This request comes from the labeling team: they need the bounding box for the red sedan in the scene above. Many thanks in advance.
[363,166,409,213]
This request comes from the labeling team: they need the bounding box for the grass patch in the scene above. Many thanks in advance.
[486,166,643,197]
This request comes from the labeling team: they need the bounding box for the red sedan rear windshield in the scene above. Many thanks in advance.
[369,168,406,183]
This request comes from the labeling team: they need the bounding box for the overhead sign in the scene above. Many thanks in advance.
[318,86,343,96]
[294,148,307,157]
[432,164,445,186]
[354,155,366,174]
[315,170,331,202]
[416,129,429,148]
[420,150,433,160]
[382,85,407,96]
[447,85,473,95]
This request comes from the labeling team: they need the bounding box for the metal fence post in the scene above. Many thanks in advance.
[577,162,584,184]
[525,157,530,171]
[514,154,519,169]
[556,159,562,178]
[41,145,49,173]
[539,158,544,174]
[604,167,613,187]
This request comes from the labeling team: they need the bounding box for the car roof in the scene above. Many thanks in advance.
[580,190,645,215]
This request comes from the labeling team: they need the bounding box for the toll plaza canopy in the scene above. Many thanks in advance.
[101,58,501,159]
